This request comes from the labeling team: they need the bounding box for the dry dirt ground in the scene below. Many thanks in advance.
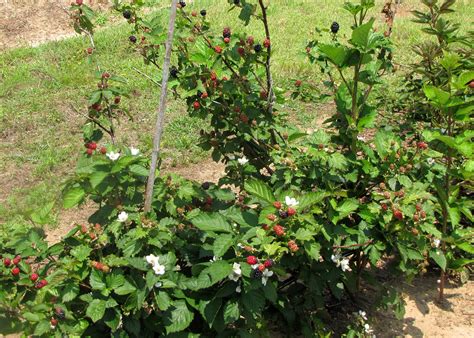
[1,1,473,337]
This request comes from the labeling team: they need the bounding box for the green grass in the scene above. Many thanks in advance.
[0,0,472,225]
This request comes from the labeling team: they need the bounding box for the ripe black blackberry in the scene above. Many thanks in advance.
[129,35,137,43]
[201,182,211,190]
[251,268,263,279]
[170,66,179,78]
[234,0,240,5]
[179,1,186,8]
[223,27,231,38]
[279,210,288,219]
[200,9,207,16]
[123,10,131,19]
[254,44,262,53]
[331,22,340,34]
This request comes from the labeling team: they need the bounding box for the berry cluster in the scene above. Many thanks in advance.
[246,256,274,280]
[84,141,107,156]
[2,255,48,288]
[80,223,103,240]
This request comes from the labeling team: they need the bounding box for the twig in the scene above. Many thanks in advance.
[133,67,162,87]
[70,104,112,136]
[144,0,179,214]
[333,240,373,249]
[258,0,275,114]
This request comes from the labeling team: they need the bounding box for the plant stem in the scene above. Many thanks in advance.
[258,0,275,114]
[144,0,179,214]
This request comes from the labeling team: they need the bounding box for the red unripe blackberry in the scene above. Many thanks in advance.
[11,267,20,276]
[381,203,388,211]
[267,214,276,222]
[416,204,422,212]
[193,101,201,110]
[201,92,208,99]
[258,264,265,272]
[224,37,230,44]
[12,255,21,265]
[30,273,39,282]
[86,148,93,156]
[273,201,282,209]
[100,147,107,155]
[50,318,58,327]
[263,38,271,48]
[246,36,254,46]
[246,256,257,265]
[114,96,121,104]
[210,72,217,81]
[413,214,419,222]
[383,191,391,199]
[393,209,403,221]
[420,210,426,219]
[264,259,273,268]
[214,46,223,54]
[89,142,97,150]
[239,113,249,124]
[287,208,296,216]
[417,141,428,150]
[295,80,302,87]
[86,47,93,55]
[469,81,474,89]
[238,47,245,56]
[262,224,269,230]
[35,279,48,289]
[191,11,197,17]
[273,225,285,237]
[76,0,83,5]
[102,72,110,79]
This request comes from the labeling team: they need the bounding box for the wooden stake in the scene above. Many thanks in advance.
[144,0,179,213]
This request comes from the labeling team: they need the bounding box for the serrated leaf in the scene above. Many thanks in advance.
[165,300,194,334]
[213,234,234,257]
[190,212,232,233]
[430,249,447,271]
[63,187,85,208]
[86,299,106,323]
[244,179,275,203]
[223,301,240,324]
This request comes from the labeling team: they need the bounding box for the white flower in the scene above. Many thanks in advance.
[210,256,220,262]
[228,262,242,282]
[433,239,441,248]
[357,135,366,142]
[236,285,241,293]
[364,323,373,334]
[340,257,351,272]
[174,265,181,271]
[155,282,162,288]
[261,268,274,286]
[427,158,435,165]
[153,263,166,276]
[251,263,260,270]
[358,310,368,321]
[285,196,299,207]
[117,211,128,223]
[237,243,244,248]
[106,151,120,161]
[237,156,249,165]
[332,254,352,272]
[130,147,140,156]
[145,254,166,276]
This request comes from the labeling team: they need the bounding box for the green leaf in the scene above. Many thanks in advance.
[223,301,240,324]
[242,290,265,312]
[155,291,172,311]
[319,44,349,66]
[298,191,328,210]
[295,228,315,241]
[244,179,275,203]
[90,171,109,189]
[304,242,321,261]
[62,283,80,303]
[86,299,107,323]
[63,187,85,208]
[90,269,106,291]
[213,234,234,257]
[165,300,194,334]
[190,212,233,233]
[351,18,375,50]
[207,261,233,284]
[430,249,447,271]
[423,85,450,106]
[71,245,92,261]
